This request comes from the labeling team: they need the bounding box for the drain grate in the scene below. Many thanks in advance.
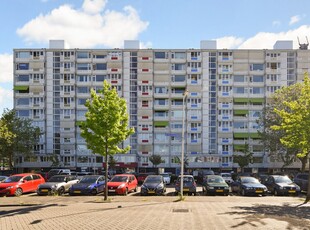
[172,208,189,213]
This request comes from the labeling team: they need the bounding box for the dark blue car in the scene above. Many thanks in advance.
[69,175,105,195]
[231,176,268,196]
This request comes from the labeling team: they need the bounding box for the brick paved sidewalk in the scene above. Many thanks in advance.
[0,195,309,230]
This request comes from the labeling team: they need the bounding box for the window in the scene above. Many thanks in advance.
[222,145,229,151]
[154,111,168,117]
[171,52,186,59]
[171,110,183,118]
[191,52,200,58]
[155,99,168,105]
[170,123,182,129]
[95,63,107,70]
[250,64,264,71]
[142,100,149,107]
[77,75,89,82]
[17,63,29,70]
[172,75,186,82]
[17,110,30,117]
[77,87,89,94]
[234,75,245,82]
[78,98,87,105]
[16,52,30,58]
[77,52,90,58]
[95,75,106,82]
[154,87,168,94]
[154,52,167,59]
[233,121,247,129]
[77,63,91,70]
[234,87,245,94]
[17,98,29,105]
[252,87,264,94]
[252,75,264,82]
[17,75,29,82]
[172,64,185,71]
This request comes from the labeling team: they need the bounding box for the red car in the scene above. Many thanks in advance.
[0,173,45,196]
[107,174,138,195]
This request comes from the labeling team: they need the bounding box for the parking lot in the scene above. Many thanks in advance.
[1,185,309,230]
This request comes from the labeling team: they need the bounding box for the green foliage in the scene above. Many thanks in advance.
[271,75,310,159]
[149,154,164,167]
[233,144,253,172]
[80,80,134,200]
[0,109,41,169]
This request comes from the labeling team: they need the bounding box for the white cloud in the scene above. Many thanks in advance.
[82,0,107,14]
[289,15,301,25]
[216,25,310,49]
[216,36,244,49]
[0,54,13,83]
[0,87,13,113]
[17,1,149,48]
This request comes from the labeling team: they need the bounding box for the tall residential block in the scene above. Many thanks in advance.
[13,40,305,173]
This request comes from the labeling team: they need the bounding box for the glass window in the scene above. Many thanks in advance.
[234,75,245,82]
[17,63,29,70]
[252,75,264,82]
[17,75,29,82]
[95,63,107,70]
[17,110,30,117]
[17,98,29,105]
[172,52,186,59]
[16,52,30,58]
[154,52,166,59]
[77,63,90,70]
[251,64,264,71]
[234,87,245,94]
[77,52,89,58]
[95,75,105,82]
[78,98,87,105]
[77,87,89,93]
[174,75,186,82]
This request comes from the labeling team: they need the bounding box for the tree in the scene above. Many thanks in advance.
[0,109,41,169]
[258,83,303,170]
[233,144,253,173]
[271,74,310,203]
[149,154,164,173]
[80,80,134,201]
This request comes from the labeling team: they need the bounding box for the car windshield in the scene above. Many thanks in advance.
[80,177,99,183]
[4,176,23,183]
[274,176,292,183]
[48,176,66,182]
[221,174,231,178]
[0,176,7,180]
[145,177,162,183]
[110,176,128,182]
[160,174,169,178]
[208,177,225,183]
[178,177,194,182]
[241,177,259,184]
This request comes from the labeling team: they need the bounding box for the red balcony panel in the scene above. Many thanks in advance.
[142,116,149,119]
[111,80,118,84]
[142,80,149,84]
[142,92,149,95]
[142,151,148,154]
[142,57,149,60]
[142,140,149,143]
[111,68,118,72]
[142,69,149,72]
[142,163,149,166]
[142,127,148,131]
[111,57,118,60]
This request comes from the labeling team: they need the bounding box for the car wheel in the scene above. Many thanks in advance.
[123,188,128,196]
[58,187,65,196]
[274,189,279,196]
[14,187,23,196]
[241,189,246,196]
[134,186,137,192]
[193,192,197,196]
[91,188,98,195]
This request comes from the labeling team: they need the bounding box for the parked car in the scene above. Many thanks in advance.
[160,173,171,185]
[293,173,309,192]
[69,175,105,195]
[175,175,197,196]
[46,169,71,180]
[220,173,234,185]
[0,176,8,183]
[37,175,79,195]
[0,173,45,196]
[107,174,138,195]
[137,172,155,184]
[202,175,229,196]
[231,176,267,196]
[263,175,300,196]
[141,175,166,196]
[197,169,214,184]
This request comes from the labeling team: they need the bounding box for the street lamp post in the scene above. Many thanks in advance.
[180,89,188,199]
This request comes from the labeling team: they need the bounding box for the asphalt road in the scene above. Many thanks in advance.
[0,186,309,230]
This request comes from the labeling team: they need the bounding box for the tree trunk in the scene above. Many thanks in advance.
[104,151,109,201]
[305,158,310,203]
[301,157,307,172]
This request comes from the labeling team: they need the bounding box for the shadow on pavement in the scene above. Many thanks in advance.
[222,202,310,229]
[0,204,62,219]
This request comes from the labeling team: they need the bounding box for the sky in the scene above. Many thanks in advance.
[1,0,310,113]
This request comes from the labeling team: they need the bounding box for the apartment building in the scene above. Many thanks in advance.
[13,40,306,173]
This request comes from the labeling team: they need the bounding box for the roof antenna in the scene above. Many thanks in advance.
[298,36,309,50]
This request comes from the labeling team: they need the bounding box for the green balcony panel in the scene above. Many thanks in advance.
[154,121,169,127]
[249,132,261,139]
[233,144,247,150]
[233,133,249,138]
[250,98,264,103]
[233,110,249,115]
[14,85,29,91]
[233,98,249,103]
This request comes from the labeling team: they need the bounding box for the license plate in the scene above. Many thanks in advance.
[109,189,115,192]
[41,189,48,192]
[74,191,81,194]
[216,190,223,193]
[255,190,263,193]
[183,188,189,191]
[148,191,155,194]
[288,190,296,193]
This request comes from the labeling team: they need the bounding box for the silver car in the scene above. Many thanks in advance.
[37,175,79,195]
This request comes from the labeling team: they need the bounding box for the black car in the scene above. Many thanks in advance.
[231,176,267,196]
[175,175,197,196]
[293,173,309,192]
[202,175,229,196]
[140,175,166,196]
[264,175,300,196]
[197,169,215,184]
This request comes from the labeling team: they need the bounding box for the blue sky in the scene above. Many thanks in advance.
[1,0,310,113]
